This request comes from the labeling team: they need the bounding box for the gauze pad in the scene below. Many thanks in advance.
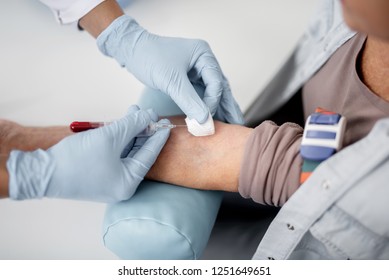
[185,112,215,136]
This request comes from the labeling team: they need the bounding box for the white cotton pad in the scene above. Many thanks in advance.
[185,112,215,136]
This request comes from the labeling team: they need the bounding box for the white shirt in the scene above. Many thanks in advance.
[39,0,104,24]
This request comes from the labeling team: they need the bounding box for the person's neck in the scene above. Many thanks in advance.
[359,36,389,102]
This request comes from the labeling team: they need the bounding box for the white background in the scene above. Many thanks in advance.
[0,0,316,259]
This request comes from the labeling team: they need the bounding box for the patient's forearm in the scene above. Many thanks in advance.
[0,120,72,154]
[0,117,253,193]
[147,116,253,192]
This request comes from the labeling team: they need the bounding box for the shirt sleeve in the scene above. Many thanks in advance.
[39,0,105,24]
[238,121,303,207]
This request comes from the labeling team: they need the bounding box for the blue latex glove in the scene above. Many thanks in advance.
[97,15,244,126]
[7,106,170,203]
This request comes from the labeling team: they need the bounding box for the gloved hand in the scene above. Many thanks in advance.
[7,106,170,203]
[97,15,244,129]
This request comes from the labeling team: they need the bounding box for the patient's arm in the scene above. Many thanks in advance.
[0,117,252,193]
[148,116,303,206]
[1,114,301,206]
[0,120,72,155]
[0,120,72,197]
[146,116,253,192]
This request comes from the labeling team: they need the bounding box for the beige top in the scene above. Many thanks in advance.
[238,33,389,206]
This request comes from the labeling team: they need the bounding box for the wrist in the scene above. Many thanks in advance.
[7,150,55,200]
[79,0,124,38]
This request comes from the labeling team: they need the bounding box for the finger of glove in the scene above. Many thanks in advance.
[120,138,135,158]
[102,109,151,154]
[219,82,245,125]
[119,105,142,157]
[127,119,171,171]
[169,77,210,124]
[126,104,141,115]
[119,109,158,158]
[194,55,224,117]
[121,134,148,158]
[146,108,159,122]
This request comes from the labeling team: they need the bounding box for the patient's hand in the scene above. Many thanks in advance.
[146,116,253,192]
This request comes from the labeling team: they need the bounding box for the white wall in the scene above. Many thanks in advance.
[0,0,317,259]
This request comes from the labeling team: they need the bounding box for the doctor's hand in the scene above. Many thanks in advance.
[7,106,170,203]
[96,15,244,128]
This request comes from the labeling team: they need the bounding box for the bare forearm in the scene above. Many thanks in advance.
[147,116,253,192]
[79,0,124,38]
[0,120,72,154]
[18,126,72,151]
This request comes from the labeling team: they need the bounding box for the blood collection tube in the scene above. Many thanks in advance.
[69,121,110,133]
[70,121,186,136]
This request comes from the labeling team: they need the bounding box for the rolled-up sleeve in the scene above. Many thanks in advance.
[39,0,104,24]
[238,121,303,207]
